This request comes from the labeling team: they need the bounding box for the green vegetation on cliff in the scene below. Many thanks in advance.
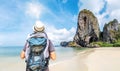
[90,42,113,47]
[91,40,120,47]
[91,26,120,47]
[115,29,120,40]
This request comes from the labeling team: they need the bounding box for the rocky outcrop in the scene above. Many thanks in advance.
[60,41,69,47]
[60,9,120,47]
[60,41,81,47]
[102,19,120,43]
[74,9,100,47]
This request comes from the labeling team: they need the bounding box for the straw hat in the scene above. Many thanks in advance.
[33,21,45,32]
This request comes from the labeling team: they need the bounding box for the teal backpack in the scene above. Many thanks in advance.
[26,37,49,71]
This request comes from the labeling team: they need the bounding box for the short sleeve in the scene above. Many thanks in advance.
[48,40,55,52]
[23,41,29,52]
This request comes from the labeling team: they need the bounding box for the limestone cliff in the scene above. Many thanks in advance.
[60,9,120,47]
[102,19,120,43]
[73,9,100,47]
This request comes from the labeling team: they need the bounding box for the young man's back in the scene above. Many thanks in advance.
[20,21,56,71]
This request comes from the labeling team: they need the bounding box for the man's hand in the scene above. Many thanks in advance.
[50,51,56,60]
[20,51,25,59]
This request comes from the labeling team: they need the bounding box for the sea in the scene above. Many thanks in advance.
[0,46,23,57]
[0,46,82,60]
[0,46,84,71]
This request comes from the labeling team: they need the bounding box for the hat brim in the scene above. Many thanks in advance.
[33,26,44,32]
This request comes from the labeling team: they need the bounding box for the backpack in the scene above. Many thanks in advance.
[26,36,49,71]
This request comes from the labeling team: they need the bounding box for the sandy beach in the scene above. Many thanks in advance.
[0,57,26,71]
[50,47,120,71]
[1,47,120,71]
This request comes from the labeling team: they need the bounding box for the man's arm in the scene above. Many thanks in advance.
[48,40,56,60]
[20,41,28,59]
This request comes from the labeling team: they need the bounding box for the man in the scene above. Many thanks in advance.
[20,21,56,71]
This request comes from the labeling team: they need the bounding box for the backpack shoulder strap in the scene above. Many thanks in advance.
[30,32,47,38]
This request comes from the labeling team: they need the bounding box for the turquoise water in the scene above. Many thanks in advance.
[0,46,79,58]
[0,46,82,67]
[0,46,23,57]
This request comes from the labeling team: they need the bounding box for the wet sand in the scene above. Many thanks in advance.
[1,47,120,71]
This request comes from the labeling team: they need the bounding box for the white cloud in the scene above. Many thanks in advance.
[105,0,120,22]
[96,12,109,30]
[25,2,45,19]
[78,0,105,14]
[106,0,120,10]
[0,32,27,46]
[45,24,76,44]
[110,9,120,22]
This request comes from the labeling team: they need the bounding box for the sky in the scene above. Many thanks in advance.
[0,0,120,46]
